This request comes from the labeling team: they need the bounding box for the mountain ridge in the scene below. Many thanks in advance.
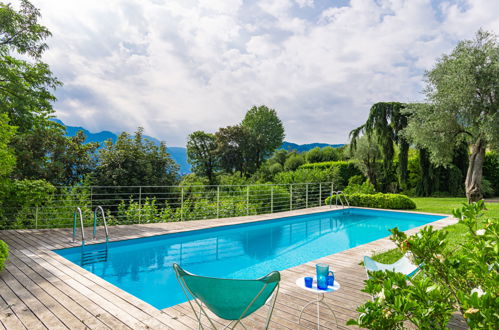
[54,119,344,175]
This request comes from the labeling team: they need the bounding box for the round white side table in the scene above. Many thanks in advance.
[295,277,340,329]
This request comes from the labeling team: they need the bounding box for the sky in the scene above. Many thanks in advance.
[26,0,499,147]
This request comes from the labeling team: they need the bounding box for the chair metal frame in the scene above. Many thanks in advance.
[173,263,280,330]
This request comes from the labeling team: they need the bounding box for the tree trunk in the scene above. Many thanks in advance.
[365,160,377,188]
[465,139,486,203]
[398,140,409,190]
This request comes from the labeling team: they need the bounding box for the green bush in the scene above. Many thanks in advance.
[0,179,57,229]
[325,193,416,209]
[343,180,376,195]
[481,178,495,198]
[299,161,361,188]
[349,202,498,329]
[483,151,499,196]
[273,168,336,184]
[0,240,8,272]
[284,154,305,171]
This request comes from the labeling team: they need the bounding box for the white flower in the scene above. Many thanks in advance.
[377,288,386,302]
[471,287,485,297]
[475,229,486,236]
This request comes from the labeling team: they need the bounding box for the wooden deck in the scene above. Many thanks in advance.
[0,206,464,329]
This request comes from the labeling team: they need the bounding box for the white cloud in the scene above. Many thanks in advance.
[30,0,499,146]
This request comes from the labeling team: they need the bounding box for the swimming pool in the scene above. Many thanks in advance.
[55,208,445,309]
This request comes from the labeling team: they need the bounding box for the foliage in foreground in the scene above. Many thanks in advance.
[0,240,8,272]
[348,201,499,329]
[325,193,416,210]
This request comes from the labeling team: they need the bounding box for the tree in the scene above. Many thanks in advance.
[269,149,289,167]
[350,102,410,191]
[350,135,381,188]
[403,30,499,202]
[93,128,179,186]
[283,153,305,171]
[10,123,99,186]
[48,130,99,186]
[0,0,60,132]
[215,125,256,176]
[0,113,16,178]
[186,131,218,185]
[241,105,285,168]
[320,146,340,162]
[305,147,322,163]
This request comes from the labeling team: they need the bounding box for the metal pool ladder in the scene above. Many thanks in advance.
[93,206,110,243]
[83,207,110,266]
[329,191,350,208]
[72,207,86,245]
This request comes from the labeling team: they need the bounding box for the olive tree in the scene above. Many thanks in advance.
[349,134,381,188]
[403,30,499,202]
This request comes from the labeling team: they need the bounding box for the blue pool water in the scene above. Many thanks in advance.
[55,208,445,309]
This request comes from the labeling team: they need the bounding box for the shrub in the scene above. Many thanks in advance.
[0,240,8,272]
[347,175,364,186]
[273,168,337,184]
[284,154,305,171]
[343,180,376,195]
[299,161,361,188]
[481,178,495,198]
[0,179,57,229]
[249,185,291,213]
[348,201,498,329]
[483,151,499,196]
[325,193,416,209]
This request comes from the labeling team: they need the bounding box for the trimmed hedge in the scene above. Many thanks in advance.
[299,161,362,188]
[325,193,416,210]
[0,240,8,272]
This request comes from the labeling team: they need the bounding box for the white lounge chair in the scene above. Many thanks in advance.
[363,254,421,278]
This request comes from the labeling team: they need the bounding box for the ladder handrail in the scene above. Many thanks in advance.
[336,191,350,207]
[93,206,109,242]
[73,207,85,245]
[329,191,350,209]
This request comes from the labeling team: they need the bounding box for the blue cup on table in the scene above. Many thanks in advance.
[327,271,335,286]
[316,263,329,290]
[304,276,313,288]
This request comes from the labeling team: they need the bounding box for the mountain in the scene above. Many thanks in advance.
[280,141,345,152]
[54,119,344,175]
[53,119,192,174]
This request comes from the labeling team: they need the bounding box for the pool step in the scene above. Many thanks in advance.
[81,248,108,265]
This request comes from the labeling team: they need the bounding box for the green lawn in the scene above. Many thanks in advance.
[412,197,499,219]
[371,197,499,264]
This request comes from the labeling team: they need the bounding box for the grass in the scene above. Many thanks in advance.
[412,197,499,219]
[371,197,499,264]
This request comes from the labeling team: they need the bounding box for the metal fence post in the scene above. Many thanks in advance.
[306,183,309,208]
[246,185,250,215]
[217,186,220,218]
[290,184,293,211]
[138,187,142,224]
[270,185,274,213]
[319,182,322,206]
[181,187,184,221]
